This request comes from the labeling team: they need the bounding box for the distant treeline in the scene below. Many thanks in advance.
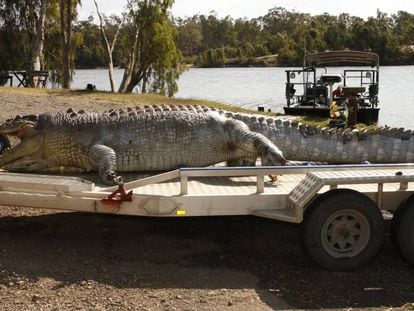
[2,5,414,72]
[75,7,414,68]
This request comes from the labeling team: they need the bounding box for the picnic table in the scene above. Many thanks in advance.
[11,70,49,87]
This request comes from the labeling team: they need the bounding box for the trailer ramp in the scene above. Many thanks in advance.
[288,168,414,220]
[0,172,94,192]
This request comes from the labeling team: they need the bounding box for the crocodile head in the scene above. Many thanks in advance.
[0,114,39,139]
[0,114,44,171]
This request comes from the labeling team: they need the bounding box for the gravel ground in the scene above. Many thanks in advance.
[0,87,413,311]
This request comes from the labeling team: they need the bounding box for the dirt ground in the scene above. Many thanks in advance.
[0,88,413,310]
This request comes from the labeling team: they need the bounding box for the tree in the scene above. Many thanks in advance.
[118,0,184,95]
[0,1,30,70]
[32,0,50,71]
[59,0,70,88]
[277,34,298,66]
[93,0,123,92]
[0,0,54,71]
[234,18,261,47]
[393,11,414,45]
[175,17,203,56]
[73,20,107,68]
[59,0,80,89]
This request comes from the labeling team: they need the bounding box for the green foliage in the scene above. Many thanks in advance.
[0,31,31,70]
[74,20,108,68]
[117,0,184,96]
[174,8,414,67]
[175,17,203,56]
[147,14,183,96]
[0,0,60,70]
[2,3,414,78]
[196,47,227,67]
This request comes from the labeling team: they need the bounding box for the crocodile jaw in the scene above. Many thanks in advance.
[0,117,36,135]
[0,132,41,168]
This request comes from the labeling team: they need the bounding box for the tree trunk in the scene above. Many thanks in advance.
[123,69,143,93]
[94,0,122,93]
[118,59,134,93]
[108,54,115,92]
[32,0,49,71]
[60,0,71,89]
[118,27,139,93]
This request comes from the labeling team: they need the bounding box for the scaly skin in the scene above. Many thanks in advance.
[1,105,413,184]
[0,106,286,184]
[232,114,414,163]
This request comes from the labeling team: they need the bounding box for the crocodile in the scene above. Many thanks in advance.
[0,105,413,184]
[0,105,286,184]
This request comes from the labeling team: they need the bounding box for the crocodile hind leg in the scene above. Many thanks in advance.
[89,144,121,184]
[224,119,286,166]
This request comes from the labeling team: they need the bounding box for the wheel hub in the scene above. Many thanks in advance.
[322,210,370,258]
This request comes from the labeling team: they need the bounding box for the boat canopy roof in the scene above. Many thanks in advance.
[305,51,379,67]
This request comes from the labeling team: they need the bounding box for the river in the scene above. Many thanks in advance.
[71,67,414,128]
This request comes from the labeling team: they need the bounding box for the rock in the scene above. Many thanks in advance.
[31,294,41,302]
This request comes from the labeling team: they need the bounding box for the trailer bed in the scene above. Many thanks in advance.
[0,164,413,224]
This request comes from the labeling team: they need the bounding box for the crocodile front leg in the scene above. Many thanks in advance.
[253,134,287,166]
[89,144,120,184]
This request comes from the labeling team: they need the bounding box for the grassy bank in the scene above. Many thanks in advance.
[0,87,277,116]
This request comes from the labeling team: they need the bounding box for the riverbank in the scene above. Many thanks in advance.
[195,54,279,68]
[0,87,295,127]
[0,87,265,116]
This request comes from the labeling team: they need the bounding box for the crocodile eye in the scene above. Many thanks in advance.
[14,115,23,120]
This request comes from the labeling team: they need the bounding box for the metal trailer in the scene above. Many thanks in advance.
[1,163,414,271]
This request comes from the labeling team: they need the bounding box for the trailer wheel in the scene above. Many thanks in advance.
[301,189,384,271]
[391,195,414,265]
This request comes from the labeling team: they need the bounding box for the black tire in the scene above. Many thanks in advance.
[391,195,414,265]
[301,189,384,271]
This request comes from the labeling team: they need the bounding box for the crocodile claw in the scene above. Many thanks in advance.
[105,172,124,185]
[113,175,124,185]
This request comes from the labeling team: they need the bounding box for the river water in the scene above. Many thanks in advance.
[72,67,414,128]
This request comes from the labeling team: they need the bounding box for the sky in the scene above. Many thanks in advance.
[78,0,414,21]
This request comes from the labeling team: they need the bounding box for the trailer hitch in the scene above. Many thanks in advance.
[101,180,133,205]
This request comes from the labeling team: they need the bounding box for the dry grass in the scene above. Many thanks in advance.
[0,87,271,115]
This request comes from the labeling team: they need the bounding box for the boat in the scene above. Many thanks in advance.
[283,50,380,125]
